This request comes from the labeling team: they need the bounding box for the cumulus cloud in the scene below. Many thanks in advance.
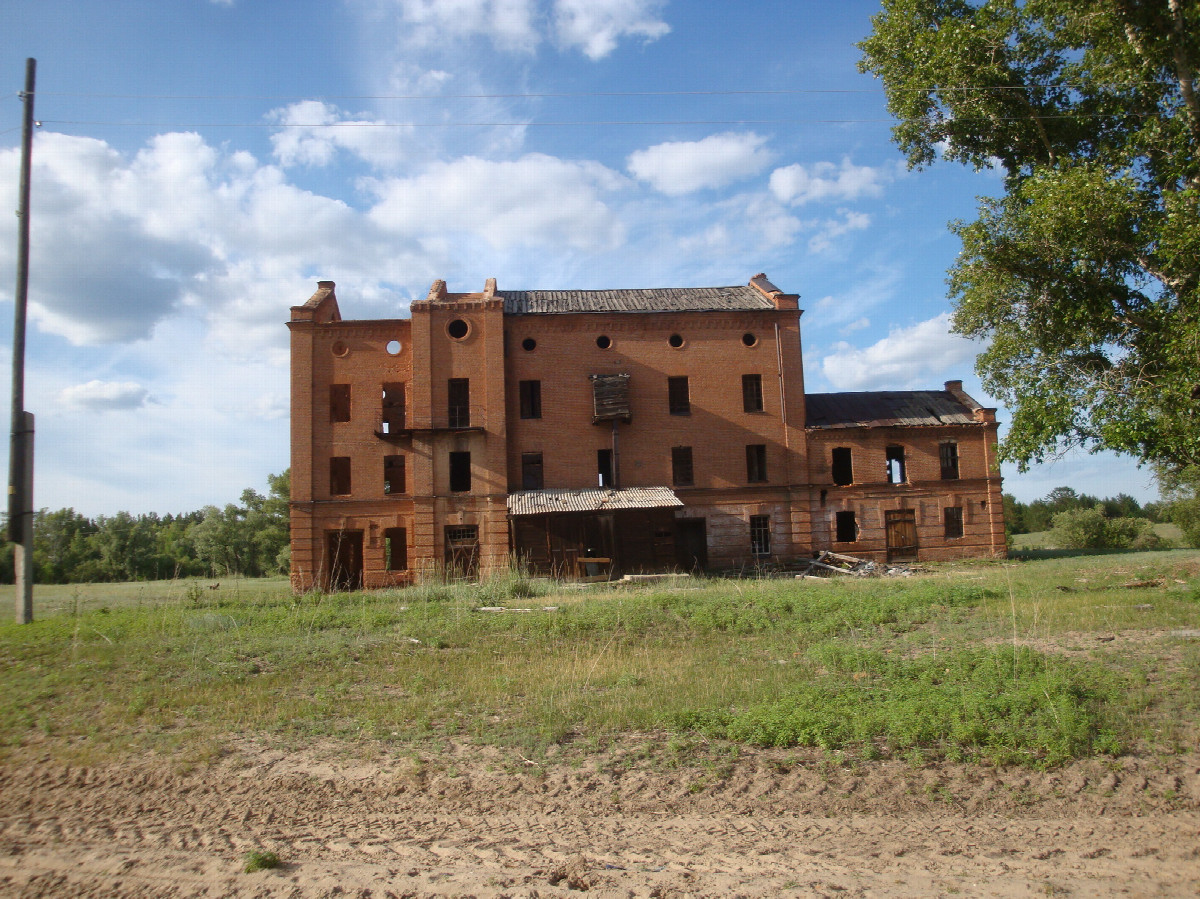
[554,0,670,59]
[60,380,151,411]
[627,132,772,196]
[819,313,979,391]
[769,158,890,206]
[269,101,414,170]
[377,0,541,53]
[807,209,871,253]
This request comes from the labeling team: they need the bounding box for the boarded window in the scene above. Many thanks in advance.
[590,373,631,422]
[668,376,691,415]
[886,445,906,484]
[742,374,764,413]
[944,506,964,539]
[672,446,694,487]
[384,455,405,494]
[597,449,613,487]
[330,384,351,422]
[449,451,471,492]
[384,527,408,571]
[750,514,771,556]
[940,442,960,480]
[381,382,406,433]
[330,456,351,495]
[831,447,853,485]
[835,510,857,543]
[448,378,470,428]
[519,380,542,419]
[522,452,544,490]
[746,444,768,483]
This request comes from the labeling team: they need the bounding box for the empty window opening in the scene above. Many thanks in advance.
[944,506,964,539]
[596,335,612,349]
[519,380,542,419]
[831,447,853,486]
[746,444,768,483]
[521,337,536,351]
[447,318,469,339]
[449,451,471,492]
[597,448,613,488]
[384,527,408,571]
[330,456,352,496]
[385,339,401,355]
[672,446,694,487]
[381,382,406,433]
[330,384,351,422]
[940,442,960,480]
[750,515,771,556]
[835,510,858,543]
[886,445,907,484]
[668,376,691,415]
[668,333,684,348]
[331,341,349,358]
[384,455,405,495]
[522,452,544,490]
[742,374,764,413]
[448,378,470,428]
[742,332,758,347]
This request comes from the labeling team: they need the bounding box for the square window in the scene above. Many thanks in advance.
[668,376,690,415]
[944,506,964,539]
[671,446,694,487]
[384,455,405,495]
[835,510,857,543]
[831,447,853,486]
[449,451,471,492]
[746,444,768,483]
[742,374,764,413]
[886,445,906,484]
[382,382,406,433]
[519,380,542,419]
[750,514,771,556]
[330,384,351,422]
[384,527,407,571]
[330,456,351,495]
[448,378,470,428]
[597,449,613,487]
[522,452,544,490]
[940,442,960,480]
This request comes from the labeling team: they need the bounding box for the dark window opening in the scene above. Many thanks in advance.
[886,445,906,484]
[384,454,405,495]
[384,527,408,571]
[831,447,853,485]
[835,510,857,543]
[447,318,469,339]
[596,335,611,349]
[940,442,960,480]
[742,332,757,347]
[330,384,351,422]
[668,376,690,415]
[449,451,471,492]
[750,515,771,556]
[448,378,470,428]
[597,448,613,488]
[521,337,536,351]
[519,380,542,419]
[521,452,544,490]
[668,333,684,348]
[330,456,351,496]
[672,446,694,487]
[381,382,405,433]
[746,444,768,483]
[944,506,964,539]
[742,374,764,413]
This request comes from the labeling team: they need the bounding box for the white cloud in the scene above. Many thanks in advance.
[807,209,871,253]
[554,0,670,59]
[628,132,772,196]
[269,101,414,170]
[769,158,890,206]
[377,0,541,52]
[60,380,151,411]
[819,313,979,391]
[840,317,871,335]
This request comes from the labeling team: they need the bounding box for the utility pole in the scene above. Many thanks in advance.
[9,58,36,624]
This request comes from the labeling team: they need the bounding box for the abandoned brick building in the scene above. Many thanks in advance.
[288,274,1005,590]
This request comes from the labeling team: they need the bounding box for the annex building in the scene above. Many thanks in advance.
[288,275,1006,591]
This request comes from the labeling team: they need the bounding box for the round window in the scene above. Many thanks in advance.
[596,335,612,349]
[447,319,469,339]
[742,332,758,348]
[522,337,537,351]
[385,339,402,355]
[331,340,349,357]
[668,334,684,348]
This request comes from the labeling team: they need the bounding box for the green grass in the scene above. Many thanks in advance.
[2,552,1198,768]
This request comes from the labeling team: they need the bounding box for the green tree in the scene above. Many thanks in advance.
[860,0,1200,470]
[1158,464,1200,547]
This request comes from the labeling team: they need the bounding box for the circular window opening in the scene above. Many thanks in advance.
[596,335,612,350]
[668,333,684,348]
[447,319,470,340]
[331,340,349,357]
[385,339,401,355]
[742,332,758,347]
[522,337,537,352]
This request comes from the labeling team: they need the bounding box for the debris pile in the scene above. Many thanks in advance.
[792,550,915,579]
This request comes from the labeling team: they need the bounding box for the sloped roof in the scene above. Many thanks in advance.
[500,286,776,315]
[806,389,981,429]
[507,487,683,516]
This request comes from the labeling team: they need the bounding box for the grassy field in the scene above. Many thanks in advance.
[2,551,1199,769]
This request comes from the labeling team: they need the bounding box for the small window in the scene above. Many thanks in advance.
[835,510,857,543]
[521,452,544,490]
[742,374,764,413]
[671,446,694,487]
[447,318,469,339]
[384,527,408,571]
[944,506,964,539]
[750,515,771,556]
[668,376,691,415]
[940,442,960,480]
[519,380,542,419]
[742,332,757,347]
[382,382,406,433]
[831,447,853,486]
[384,455,405,495]
[385,339,401,355]
[746,444,768,483]
[597,448,613,488]
[449,451,471,492]
[596,335,612,349]
[521,337,537,351]
[886,445,906,484]
[448,378,470,428]
[668,333,684,348]
[330,384,351,422]
[330,457,352,496]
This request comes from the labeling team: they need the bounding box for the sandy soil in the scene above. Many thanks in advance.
[1,739,1199,898]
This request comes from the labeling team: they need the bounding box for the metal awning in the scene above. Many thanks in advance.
[507,487,683,517]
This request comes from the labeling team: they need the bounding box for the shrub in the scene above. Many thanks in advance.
[1049,505,1161,550]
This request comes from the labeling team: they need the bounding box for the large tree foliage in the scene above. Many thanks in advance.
[860,0,1200,470]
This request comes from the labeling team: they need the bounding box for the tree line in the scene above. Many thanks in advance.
[0,471,290,584]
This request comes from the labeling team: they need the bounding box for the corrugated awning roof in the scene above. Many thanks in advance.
[507,487,683,516]
[806,389,980,429]
[500,286,775,315]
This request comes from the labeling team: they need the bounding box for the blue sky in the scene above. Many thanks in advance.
[0,0,1161,517]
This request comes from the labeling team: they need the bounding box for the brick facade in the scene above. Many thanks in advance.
[289,276,1005,591]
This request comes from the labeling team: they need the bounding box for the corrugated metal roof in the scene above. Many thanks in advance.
[500,286,775,315]
[508,486,683,516]
[806,390,979,429]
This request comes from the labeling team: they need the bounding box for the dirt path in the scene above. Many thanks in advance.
[2,741,1198,897]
